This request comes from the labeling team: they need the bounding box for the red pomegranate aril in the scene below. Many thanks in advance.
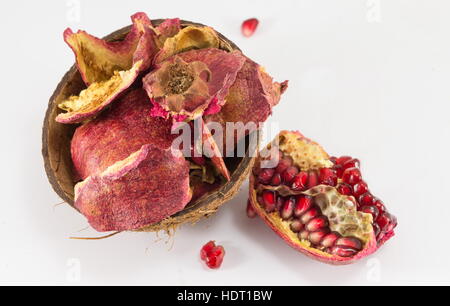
[335,237,363,250]
[336,156,353,165]
[337,183,353,196]
[372,223,381,237]
[353,181,368,197]
[309,229,330,245]
[290,219,304,233]
[300,206,320,224]
[321,232,341,248]
[281,196,296,220]
[298,230,309,240]
[305,216,329,232]
[360,205,379,220]
[377,213,391,232]
[342,167,362,185]
[258,168,274,184]
[291,172,308,191]
[246,200,257,218]
[282,166,299,184]
[275,156,293,174]
[330,245,358,257]
[270,173,282,186]
[342,158,360,170]
[386,214,397,232]
[276,196,285,211]
[262,190,276,213]
[359,192,375,207]
[294,195,313,217]
[318,168,337,186]
[307,171,319,188]
[200,241,215,260]
[373,199,386,214]
[241,18,259,37]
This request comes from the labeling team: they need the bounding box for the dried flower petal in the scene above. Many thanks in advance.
[74,144,191,232]
[143,48,246,121]
[71,89,176,180]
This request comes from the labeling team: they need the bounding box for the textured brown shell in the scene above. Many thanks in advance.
[42,19,255,232]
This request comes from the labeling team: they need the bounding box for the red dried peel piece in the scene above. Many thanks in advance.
[206,58,288,156]
[143,48,246,122]
[152,18,181,47]
[71,89,176,180]
[249,131,397,265]
[74,144,191,232]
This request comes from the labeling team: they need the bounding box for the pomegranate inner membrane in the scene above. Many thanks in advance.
[253,132,397,258]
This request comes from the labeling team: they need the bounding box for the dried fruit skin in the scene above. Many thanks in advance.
[249,131,396,265]
[71,89,176,180]
[74,144,191,232]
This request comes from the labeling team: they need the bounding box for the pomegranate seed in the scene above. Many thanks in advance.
[336,156,353,165]
[276,196,285,211]
[275,156,292,174]
[258,168,274,184]
[337,183,353,195]
[377,213,391,232]
[307,171,319,188]
[246,200,257,218]
[200,241,225,269]
[342,158,360,170]
[318,168,337,186]
[200,241,215,260]
[262,190,276,213]
[309,229,330,245]
[335,237,363,250]
[353,180,368,197]
[290,219,304,233]
[386,214,397,232]
[300,206,320,224]
[298,230,310,240]
[282,166,299,184]
[321,232,341,248]
[358,192,375,207]
[373,199,386,214]
[294,195,313,217]
[360,205,379,220]
[342,167,362,185]
[281,196,296,220]
[241,18,259,37]
[329,156,337,164]
[270,173,282,186]
[330,246,358,257]
[372,223,381,237]
[291,171,308,191]
[305,216,329,232]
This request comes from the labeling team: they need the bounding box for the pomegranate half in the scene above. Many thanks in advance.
[249,131,397,264]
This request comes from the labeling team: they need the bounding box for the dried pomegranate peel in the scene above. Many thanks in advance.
[200,241,225,269]
[249,131,397,264]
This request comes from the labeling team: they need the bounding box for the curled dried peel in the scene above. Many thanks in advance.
[56,61,143,124]
[143,49,246,121]
[74,144,191,232]
[154,26,224,63]
[153,18,181,47]
[64,12,153,85]
[71,89,176,180]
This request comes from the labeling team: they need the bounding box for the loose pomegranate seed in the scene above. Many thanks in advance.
[337,183,353,195]
[318,168,337,186]
[291,171,308,191]
[290,219,304,233]
[258,168,274,184]
[331,245,358,257]
[307,171,319,188]
[246,200,257,218]
[270,173,282,186]
[309,229,330,245]
[281,196,296,220]
[282,166,299,184]
[262,190,276,212]
[294,195,313,217]
[241,18,259,37]
[321,232,341,248]
[300,206,320,224]
[359,192,375,206]
[275,156,293,174]
[360,205,379,220]
[335,237,362,250]
[305,216,329,232]
[342,167,362,185]
[353,180,368,197]
[200,241,225,269]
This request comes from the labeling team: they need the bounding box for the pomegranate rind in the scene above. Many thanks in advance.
[153,18,181,47]
[64,12,154,85]
[206,58,288,155]
[71,89,176,180]
[74,144,191,232]
[249,175,377,265]
[154,26,222,63]
[143,49,246,122]
[56,61,143,124]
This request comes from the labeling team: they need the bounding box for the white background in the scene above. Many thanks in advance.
[0,0,449,285]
